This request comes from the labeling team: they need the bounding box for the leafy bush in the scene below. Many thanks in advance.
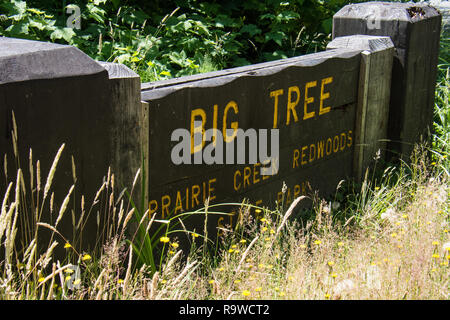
[0,0,414,82]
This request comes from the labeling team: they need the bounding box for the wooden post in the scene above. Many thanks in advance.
[332,2,442,161]
[0,37,145,254]
[328,35,394,182]
[98,62,145,207]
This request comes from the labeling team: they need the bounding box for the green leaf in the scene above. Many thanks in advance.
[240,24,261,37]
[321,18,333,35]
[276,10,300,22]
[29,19,46,30]
[232,57,251,67]
[263,50,288,61]
[111,0,120,9]
[6,21,29,36]
[265,31,286,47]
[183,20,192,31]
[9,0,27,15]
[115,53,131,64]
[214,15,237,28]
[86,3,106,24]
[260,13,276,21]
[50,27,76,43]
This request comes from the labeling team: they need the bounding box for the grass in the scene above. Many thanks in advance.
[0,37,449,302]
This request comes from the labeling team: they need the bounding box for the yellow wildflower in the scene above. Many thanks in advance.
[327,261,335,267]
[314,240,322,245]
[171,242,179,249]
[81,254,91,261]
[242,290,251,297]
[64,243,72,249]
[159,236,170,243]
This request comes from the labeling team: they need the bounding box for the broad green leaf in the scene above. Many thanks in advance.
[6,21,29,36]
[29,19,46,30]
[50,27,76,43]
[322,18,333,34]
[265,31,286,47]
[183,20,192,31]
[240,24,261,37]
[214,15,237,28]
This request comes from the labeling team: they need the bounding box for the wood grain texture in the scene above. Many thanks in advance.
[332,2,442,160]
[100,62,144,204]
[141,48,362,236]
[328,35,394,181]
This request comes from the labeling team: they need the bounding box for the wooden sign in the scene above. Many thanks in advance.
[141,49,362,231]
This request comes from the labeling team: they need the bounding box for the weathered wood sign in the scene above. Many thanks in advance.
[0,1,441,252]
[141,49,362,229]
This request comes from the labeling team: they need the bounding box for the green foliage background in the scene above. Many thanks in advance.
[0,0,416,82]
